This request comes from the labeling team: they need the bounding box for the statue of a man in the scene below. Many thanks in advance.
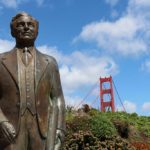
[0,12,65,150]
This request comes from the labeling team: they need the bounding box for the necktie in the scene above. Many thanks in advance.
[22,47,32,66]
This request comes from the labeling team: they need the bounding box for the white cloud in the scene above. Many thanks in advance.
[116,100,137,113]
[124,100,136,113]
[105,0,119,7]
[65,95,83,108]
[0,39,15,53]
[60,53,118,93]
[38,45,118,108]
[129,0,150,8]
[0,0,44,8]
[38,45,119,94]
[0,0,18,8]
[74,0,150,57]
[37,45,62,61]
[142,102,150,111]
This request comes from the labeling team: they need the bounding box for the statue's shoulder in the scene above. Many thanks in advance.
[36,50,58,68]
[45,54,59,70]
[0,50,12,61]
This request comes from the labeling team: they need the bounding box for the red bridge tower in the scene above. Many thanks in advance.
[100,76,115,112]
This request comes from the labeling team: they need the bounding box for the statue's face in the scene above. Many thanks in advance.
[11,15,38,43]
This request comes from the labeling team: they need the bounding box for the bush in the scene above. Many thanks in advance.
[63,130,103,149]
[90,115,117,140]
[88,108,100,116]
[130,112,138,118]
[67,116,90,133]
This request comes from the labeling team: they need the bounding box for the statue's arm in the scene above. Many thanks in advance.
[0,62,16,144]
[0,108,16,144]
[51,58,66,149]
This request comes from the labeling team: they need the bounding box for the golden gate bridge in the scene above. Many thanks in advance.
[75,76,126,112]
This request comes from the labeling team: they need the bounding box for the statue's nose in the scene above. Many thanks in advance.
[24,23,29,30]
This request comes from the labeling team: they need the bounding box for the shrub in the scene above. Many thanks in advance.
[67,116,90,132]
[88,108,100,116]
[63,130,101,149]
[130,112,138,118]
[90,115,117,140]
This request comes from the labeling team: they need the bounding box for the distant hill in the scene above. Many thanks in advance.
[63,105,150,150]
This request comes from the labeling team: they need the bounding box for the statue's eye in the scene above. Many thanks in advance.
[16,22,25,27]
[28,22,34,27]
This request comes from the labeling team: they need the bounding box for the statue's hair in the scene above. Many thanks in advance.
[10,12,39,29]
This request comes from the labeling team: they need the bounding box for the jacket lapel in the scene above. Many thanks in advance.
[1,49,18,87]
[35,50,49,91]
[1,49,49,91]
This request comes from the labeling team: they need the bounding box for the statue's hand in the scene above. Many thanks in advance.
[54,130,65,150]
[0,121,16,144]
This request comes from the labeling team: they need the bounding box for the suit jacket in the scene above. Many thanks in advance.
[0,48,65,141]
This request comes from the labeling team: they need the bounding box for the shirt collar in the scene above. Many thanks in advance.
[16,46,35,56]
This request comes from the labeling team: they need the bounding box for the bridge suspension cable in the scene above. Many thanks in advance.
[90,95,100,108]
[75,80,99,109]
[112,79,126,112]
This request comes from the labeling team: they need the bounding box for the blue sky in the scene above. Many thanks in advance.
[0,0,150,116]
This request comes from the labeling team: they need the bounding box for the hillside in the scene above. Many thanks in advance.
[62,105,150,150]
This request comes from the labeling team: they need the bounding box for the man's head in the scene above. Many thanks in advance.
[10,12,39,46]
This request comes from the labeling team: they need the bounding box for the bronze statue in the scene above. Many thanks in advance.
[0,12,65,150]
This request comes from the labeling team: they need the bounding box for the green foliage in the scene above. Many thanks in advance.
[65,105,73,112]
[64,105,150,149]
[130,112,138,118]
[65,105,75,123]
[88,108,100,116]
[89,115,117,140]
[65,112,74,123]
[136,116,150,137]
[67,116,90,133]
